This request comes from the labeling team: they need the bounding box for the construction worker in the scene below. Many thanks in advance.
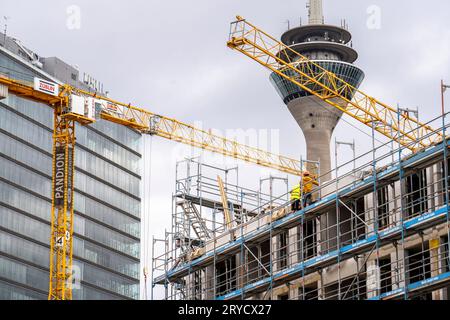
[290,183,301,212]
[301,171,319,207]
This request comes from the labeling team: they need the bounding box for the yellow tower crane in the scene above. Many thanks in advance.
[227,16,443,151]
[0,74,304,300]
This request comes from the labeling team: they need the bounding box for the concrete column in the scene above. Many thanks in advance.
[186,273,193,300]
[315,217,323,257]
[289,283,298,300]
[289,227,299,265]
[272,235,279,272]
[399,247,407,290]
[365,193,375,234]
[236,253,245,289]
[318,270,324,300]
[433,163,444,207]
[387,183,396,226]
[391,248,405,290]
[366,260,380,299]
[427,167,435,211]
[393,180,402,224]
[205,265,215,299]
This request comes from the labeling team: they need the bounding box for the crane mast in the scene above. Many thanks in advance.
[0,77,81,299]
[48,104,76,300]
[227,16,443,151]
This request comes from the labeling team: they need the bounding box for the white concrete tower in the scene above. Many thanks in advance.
[270,0,364,181]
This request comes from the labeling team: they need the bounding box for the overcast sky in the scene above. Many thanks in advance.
[2,0,450,299]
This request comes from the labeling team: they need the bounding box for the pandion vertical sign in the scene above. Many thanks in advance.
[54,146,74,209]
[67,146,73,207]
[54,147,66,208]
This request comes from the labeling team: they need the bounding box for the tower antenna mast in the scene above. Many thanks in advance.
[308,0,324,24]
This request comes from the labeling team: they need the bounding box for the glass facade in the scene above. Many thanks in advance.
[270,60,365,105]
[0,50,142,300]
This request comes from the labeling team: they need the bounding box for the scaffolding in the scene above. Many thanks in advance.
[151,157,294,299]
[152,112,450,300]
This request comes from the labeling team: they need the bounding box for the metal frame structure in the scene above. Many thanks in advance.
[152,113,450,300]
[152,157,294,299]
[48,109,76,300]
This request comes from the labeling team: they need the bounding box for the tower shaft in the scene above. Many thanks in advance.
[308,0,324,25]
[287,96,343,181]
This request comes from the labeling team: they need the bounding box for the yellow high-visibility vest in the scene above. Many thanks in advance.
[290,184,300,200]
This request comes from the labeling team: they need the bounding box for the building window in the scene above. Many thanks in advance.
[441,158,450,204]
[278,232,288,269]
[298,219,317,261]
[377,186,390,230]
[349,197,366,241]
[245,242,271,284]
[379,256,392,295]
[406,243,431,286]
[405,169,428,218]
[192,270,202,300]
[298,282,319,300]
[71,73,77,81]
[261,239,271,273]
[246,245,259,283]
[215,257,237,297]
[338,198,366,248]
[324,275,367,300]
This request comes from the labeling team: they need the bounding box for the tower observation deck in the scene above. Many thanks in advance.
[270,0,364,181]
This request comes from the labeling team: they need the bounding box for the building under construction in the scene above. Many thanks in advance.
[151,1,450,300]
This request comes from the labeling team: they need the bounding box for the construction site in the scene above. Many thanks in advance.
[0,0,449,302]
[151,2,450,300]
